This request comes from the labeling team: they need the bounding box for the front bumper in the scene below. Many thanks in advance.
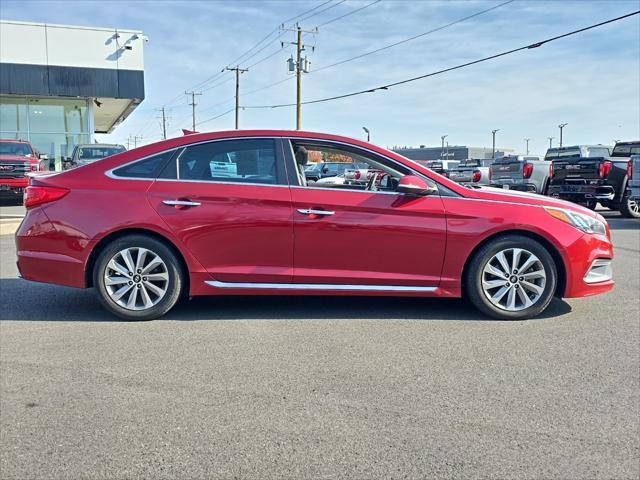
[562,232,614,298]
[0,178,28,195]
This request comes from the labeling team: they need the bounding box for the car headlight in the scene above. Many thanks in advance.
[544,207,607,235]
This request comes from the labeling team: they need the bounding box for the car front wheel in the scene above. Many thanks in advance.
[465,235,557,320]
[93,235,183,320]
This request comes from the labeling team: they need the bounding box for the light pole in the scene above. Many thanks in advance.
[558,123,568,147]
[548,137,554,148]
[441,135,447,159]
[491,129,500,158]
[524,138,530,155]
[362,126,370,142]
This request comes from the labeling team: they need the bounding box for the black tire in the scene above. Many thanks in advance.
[585,201,598,211]
[465,235,557,320]
[618,192,640,218]
[93,234,183,321]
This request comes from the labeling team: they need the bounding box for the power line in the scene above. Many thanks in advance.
[242,10,640,110]
[315,0,381,28]
[234,0,514,103]
[196,107,237,127]
[312,0,515,73]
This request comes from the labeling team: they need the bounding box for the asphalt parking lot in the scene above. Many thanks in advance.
[1,203,638,479]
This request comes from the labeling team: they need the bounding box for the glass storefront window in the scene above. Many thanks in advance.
[0,97,28,132]
[29,133,91,167]
[28,98,88,134]
[0,96,90,170]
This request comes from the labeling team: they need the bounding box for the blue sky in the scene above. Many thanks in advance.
[2,0,639,154]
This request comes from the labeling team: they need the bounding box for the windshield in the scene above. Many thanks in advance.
[78,146,125,160]
[544,149,581,160]
[304,164,320,172]
[611,144,640,157]
[0,141,33,156]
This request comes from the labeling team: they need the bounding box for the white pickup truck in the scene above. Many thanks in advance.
[447,159,493,187]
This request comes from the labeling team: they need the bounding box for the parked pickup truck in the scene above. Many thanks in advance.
[630,155,640,205]
[546,143,638,217]
[447,159,493,186]
[0,139,47,201]
[489,155,550,194]
[64,143,126,169]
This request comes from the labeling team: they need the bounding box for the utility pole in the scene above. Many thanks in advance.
[127,134,142,149]
[441,135,447,160]
[548,137,554,148]
[491,129,500,158]
[558,123,568,147]
[225,66,248,129]
[185,91,202,131]
[283,24,316,130]
[524,138,530,155]
[157,107,168,140]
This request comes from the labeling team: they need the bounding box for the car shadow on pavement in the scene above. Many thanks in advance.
[0,278,572,323]
[598,211,640,231]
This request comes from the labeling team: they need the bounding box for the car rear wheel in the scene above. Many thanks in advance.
[465,235,557,320]
[619,193,640,218]
[93,235,183,320]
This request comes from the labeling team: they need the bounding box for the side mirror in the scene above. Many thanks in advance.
[397,175,436,196]
[322,167,329,173]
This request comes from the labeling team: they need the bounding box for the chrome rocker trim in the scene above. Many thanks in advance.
[205,280,436,292]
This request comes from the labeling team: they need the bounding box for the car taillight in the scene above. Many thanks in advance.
[354,171,361,180]
[523,163,534,179]
[548,162,553,179]
[599,160,612,179]
[30,164,38,171]
[23,186,69,209]
[472,170,481,182]
[627,159,632,179]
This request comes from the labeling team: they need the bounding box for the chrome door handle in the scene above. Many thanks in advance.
[163,200,201,207]
[297,208,335,216]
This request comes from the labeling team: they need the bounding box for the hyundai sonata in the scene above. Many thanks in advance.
[16,130,614,320]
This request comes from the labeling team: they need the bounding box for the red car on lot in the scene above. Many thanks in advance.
[16,130,614,320]
[0,139,46,201]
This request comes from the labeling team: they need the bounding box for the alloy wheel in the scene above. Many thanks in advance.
[481,248,547,312]
[104,247,169,311]
[628,196,639,216]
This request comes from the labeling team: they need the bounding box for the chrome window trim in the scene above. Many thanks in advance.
[104,136,284,184]
[206,280,436,292]
[104,147,182,181]
[153,177,290,188]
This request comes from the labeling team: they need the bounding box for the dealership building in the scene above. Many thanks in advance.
[394,145,514,161]
[0,20,145,170]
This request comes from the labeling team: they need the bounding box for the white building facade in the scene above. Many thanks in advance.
[0,20,146,169]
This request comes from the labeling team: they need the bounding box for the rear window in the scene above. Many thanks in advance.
[544,149,581,160]
[587,147,610,158]
[112,150,175,179]
[612,144,640,157]
[78,146,125,160]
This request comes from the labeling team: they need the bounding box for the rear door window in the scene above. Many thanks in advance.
[178,139,281,185]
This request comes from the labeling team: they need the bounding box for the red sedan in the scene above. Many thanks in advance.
[16,130,614,320]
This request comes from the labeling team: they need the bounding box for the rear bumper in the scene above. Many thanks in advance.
[490,182,537,192]
[15,207,86,288]
[547,184,615,202]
